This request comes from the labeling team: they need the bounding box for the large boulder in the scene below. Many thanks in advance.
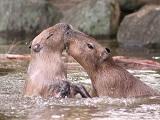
[117,5,160,48]
[62,0,120,37]
[118,0,160,11]
[0,0,62,35]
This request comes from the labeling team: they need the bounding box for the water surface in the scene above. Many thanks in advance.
[0,38,160,120]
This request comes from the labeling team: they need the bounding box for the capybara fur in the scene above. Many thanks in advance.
[24,23,91,98]
[64,28,160,98]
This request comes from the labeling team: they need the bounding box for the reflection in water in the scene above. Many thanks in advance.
[0,38,160,120]
[0,68,15,76]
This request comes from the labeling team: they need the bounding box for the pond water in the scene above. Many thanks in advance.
[0,37,160,120]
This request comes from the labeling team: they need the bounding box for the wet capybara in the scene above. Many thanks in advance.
[64,28,160,98]
[24,23,91,98]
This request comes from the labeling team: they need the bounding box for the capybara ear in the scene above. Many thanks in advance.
[105,48,111,53]
[32,43,43,52]
[100,49,110,62]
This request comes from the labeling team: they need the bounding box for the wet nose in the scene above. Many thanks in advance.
[55,23,72,32]
[64,24,72,32]
[64,25,73,36]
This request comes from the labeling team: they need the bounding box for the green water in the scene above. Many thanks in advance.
[0,38,160,120]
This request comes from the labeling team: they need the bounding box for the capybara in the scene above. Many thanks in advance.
[64,28,160,98]
[24,23,91,98]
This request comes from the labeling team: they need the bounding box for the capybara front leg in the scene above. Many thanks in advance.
[71,84,91,98]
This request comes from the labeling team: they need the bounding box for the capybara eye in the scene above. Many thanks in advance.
[46,33,53,39]
[105,48,110,53]
[87,43,94,49]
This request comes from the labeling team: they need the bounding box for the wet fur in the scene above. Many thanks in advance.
[25,24,91,98]
[65,29,160,98]
[94,59,159,97]
[25,24,68,97]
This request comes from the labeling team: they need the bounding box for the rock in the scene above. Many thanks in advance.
[118,0,160,11]
[0,0,62,35]
[117,5,160,48]
[118,0,142,11]
[62,0,120,37]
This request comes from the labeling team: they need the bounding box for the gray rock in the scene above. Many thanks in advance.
[118,0,160,11]
[117,5,160,48]
[0,0,62,34]
[62,0,120,37]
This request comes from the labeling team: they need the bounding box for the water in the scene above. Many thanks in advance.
[0,38,160,120]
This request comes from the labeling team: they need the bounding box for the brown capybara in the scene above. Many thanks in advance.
[64,28,160,98]
[24,23,91,98]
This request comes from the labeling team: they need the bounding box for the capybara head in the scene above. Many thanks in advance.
[64,29,111,70]
[30,23,71,54]
[27,23,72,79]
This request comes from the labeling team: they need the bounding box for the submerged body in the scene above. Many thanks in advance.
[25,23,90,98]
[64,28,160,98]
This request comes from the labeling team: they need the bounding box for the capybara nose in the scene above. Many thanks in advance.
[64,25,73,37]
[64,24,72,32]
